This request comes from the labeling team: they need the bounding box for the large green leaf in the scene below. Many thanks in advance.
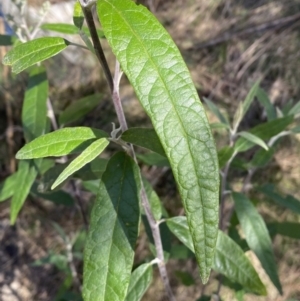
[166,217,266,295]
[2,37,69,73]
[125,263,153,301]
[232,192,282,294]
[10,160,38,224]
[259,184,300,214]
[59,94,102,125]
[234,116,294,152]
[0,173,18,202]
[16,127,108,159]
[51,138,109,189]
[98,0,219,283]
[83,152,141,301]
[22,66,48,142]
[121,128,166,157]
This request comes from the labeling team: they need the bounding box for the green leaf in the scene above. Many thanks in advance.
[10,160,38,224]
[136,153,170,167]
[291,125,300,133]
[218,146,234,169]
[0,34,15,46]
[73,1,84,29]
[232,192,282,294]
[121,128,166,157]
[210,122,230,130]
[59,94,102,125]
[268,222,300,239]
[16,127,108,159]
[234,115,294,153]
[83,152,141,301]
[125,263,153,301]
[237,131,269,151]
[0,173,18,202]
[51,138,109,189]
[166,217,266,295]
[288,101,300,116]
[98,0,219,283]
[30,182,74,206]
[22,66,48,142]
[74,157,108,181]
[2,37,69,73]
[82,180,100,194]
[142,178,162,221]
[259,184,300,214]
[256,88,276,120]
[249,147,275,168]
[174,271,195,286]
[203,97,229,125]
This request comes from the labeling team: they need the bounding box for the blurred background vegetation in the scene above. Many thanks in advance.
[0,0,299,300]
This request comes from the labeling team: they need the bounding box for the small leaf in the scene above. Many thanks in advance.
[237,131,269,151]
[0,34,15,46]
[30,182,74,206]
[16,127,108,159]
[73,1,84,29]
[288,101,300,116]
[291,125,300,133]
[203,97,229,125]
[10,160,38,224]
[249,148,275,168]
[82,180,100,194]
[98,0,220,283]
[259,184,300,214]
[142,178,162,221]
[74,157,108,181]
[137,153,170,167]
[22,66,48,142]
[121,128,166,157]
[0,173,18,202]
[218,146,234,169]
[2,37,69,73]
[234,116,294,153]
[210,122,230,130]
[256,88,276,120]
[232,192,282,294]
[59,94,102,125]
[268,222,300,240]
[166,216,266,295]
[83,152,141,301]
[125,263,153,301]
[51,138,109,189]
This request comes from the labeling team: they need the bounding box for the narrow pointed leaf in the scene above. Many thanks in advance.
[10,160,38,224]
[166,217,266,295]
[136,153,170,167]
[256,88,276,120]
[288,101,300,116]
[268,222,300,239]
[0,173,18,202]
[210,122,230,130]
[74,158,108,181]
[125,263,153,301]
[22,66,48,142]
[73,1,84,29]
[237,131,269,151]
[259,184,300,214]
[218,146,234,169]
[232,192,282,294]
[16,127,108,159]
[203,97,229,125]
[234,116,293,152]
[242,81,260,117]
[2,37,69,73]
[0,34,15,46]
[143,178,162,221]
[59,94,102,125]
[121,128,166,157]
[83,152,141,301]
[98,0,219,283]
[51,138,109,189]
[249,147,275,168]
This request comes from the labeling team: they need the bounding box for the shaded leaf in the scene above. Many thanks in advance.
[83,152,141,301]
[256,88,276,120]
[98,0,220,282]
[51,138,109,189]
[22,66,48,142]
[0,173,18,202]
[210,122,230,130]
[218,146,234,169]
[121,128,166,157]
[137,153,170,167]
[82,180,99,194]
[268,222,300,240]
[0,34,15,46]
[249,147,275,168]
[73,1,84,29]
[74,157,108,181]
[259,184,300,214]
[288,101,300,116]
[125,263,153,301]
[232,192,282,294]
[16,127,108,159]
[59,94,102,125]
[2,37,69,73]
[166,216,266,295]
[10,160,38,224]
[204,97,229,125]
